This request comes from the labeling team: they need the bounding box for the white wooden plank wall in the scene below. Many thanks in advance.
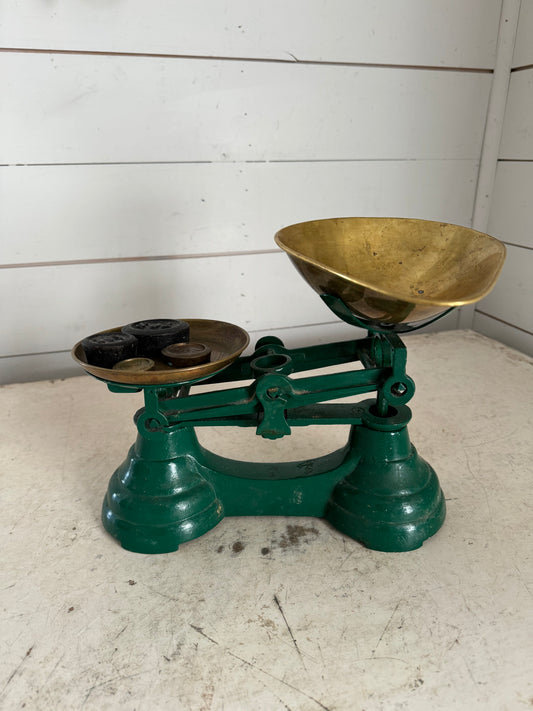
[1,1,501,383]
[474,0,533,356]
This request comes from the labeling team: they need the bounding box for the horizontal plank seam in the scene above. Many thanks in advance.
[0,250,282,270]
[0,158,479,168]
[0,321,342,360]
[475,309,533,336]
[0,46,494,73]
[0,349,72,360]
[248,320,347,335]
[510,63,533,72]
[11,245,528,271]
[501,241,533,251]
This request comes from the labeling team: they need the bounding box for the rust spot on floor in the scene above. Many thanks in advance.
[232,541,245,554]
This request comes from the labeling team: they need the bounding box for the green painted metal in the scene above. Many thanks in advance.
[100,331,446,554]
[326,404,446,552]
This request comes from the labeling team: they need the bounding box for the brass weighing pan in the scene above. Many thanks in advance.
[275,217,506,330]
[72,319,249,386]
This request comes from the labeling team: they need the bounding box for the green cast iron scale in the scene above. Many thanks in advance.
[72,218,506,554]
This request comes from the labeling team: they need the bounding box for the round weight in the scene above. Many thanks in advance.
[81,331,138,369]
[112,357,155,372]
[161,342,211,368]
[122,319,189,356]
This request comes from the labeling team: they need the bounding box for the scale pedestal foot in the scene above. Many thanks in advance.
[326,403,446,552]
[102,427,224,553]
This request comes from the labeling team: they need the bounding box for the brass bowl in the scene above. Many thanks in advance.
[72,319,249,386]
[275,217,506,330]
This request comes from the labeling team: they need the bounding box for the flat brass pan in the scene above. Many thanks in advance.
[275,217,506,329]
[72,319,249,386]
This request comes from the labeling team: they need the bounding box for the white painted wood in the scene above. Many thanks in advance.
[513,0,533,67]
[461,0,521,332]
[456,304,476,330]
[0,254,338,357]
[471,0,520,232]
[488,161,533,249]
[474,244,533,334]
[470,5,533,355]
[248,321,363,351]
[1,53,491,164]
[472,311,533,356]
[0,160,479,264]
[0,0,501,68]
[499,68,533,158]
[0,351,83,385]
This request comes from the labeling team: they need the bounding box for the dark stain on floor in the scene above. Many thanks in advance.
[275,523,319,549]
[215,523,320,557]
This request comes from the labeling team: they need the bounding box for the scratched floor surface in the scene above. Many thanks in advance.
[1,330,532,710]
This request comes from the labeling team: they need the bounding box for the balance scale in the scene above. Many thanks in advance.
[72,217,506,554]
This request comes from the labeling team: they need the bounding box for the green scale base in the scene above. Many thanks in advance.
[102,400,446,554]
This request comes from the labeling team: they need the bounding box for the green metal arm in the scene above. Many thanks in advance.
[155,367,383,438]
[133,332,415,440]
[206,335,371,382]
